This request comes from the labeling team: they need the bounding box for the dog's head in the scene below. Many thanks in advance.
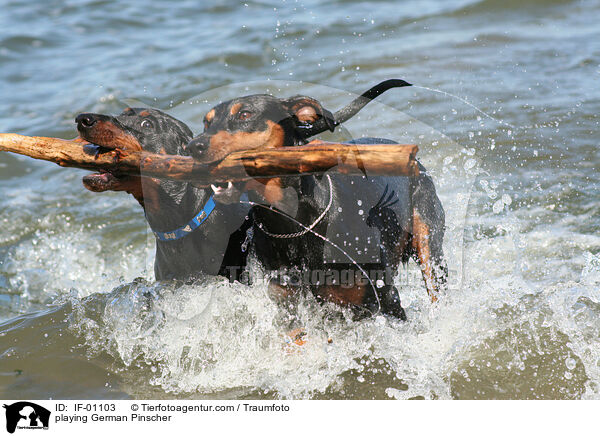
[76,108,193,197]
[76,107,192,155]
[186,94,335,163]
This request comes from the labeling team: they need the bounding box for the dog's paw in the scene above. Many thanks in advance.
[283,327,307,354]
[286,327,307,346]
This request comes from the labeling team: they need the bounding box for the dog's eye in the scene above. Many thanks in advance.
[237,111,252,121]
[140,119,153,129]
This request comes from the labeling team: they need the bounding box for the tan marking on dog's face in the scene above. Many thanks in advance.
[262,179,285,204]
[259,178,285,204]
[242,178,286,205]
[118,176,146,206]
[205,109,215,123]
[229,103,243,115]
[82,120,143,151]
[203,120,285,162]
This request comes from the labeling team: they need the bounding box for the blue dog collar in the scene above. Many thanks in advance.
[152,196,216,242]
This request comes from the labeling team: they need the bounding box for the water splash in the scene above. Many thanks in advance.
[413,85,516,129]
[413,85,587,134]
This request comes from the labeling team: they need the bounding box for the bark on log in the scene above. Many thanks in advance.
[0,133,419,185]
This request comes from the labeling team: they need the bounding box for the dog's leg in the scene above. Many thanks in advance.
[412,211,446,302]
[407,164,447,302]
[268,279,309,348]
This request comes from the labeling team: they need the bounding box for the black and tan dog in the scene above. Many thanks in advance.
[187,80,447,320]
[75,108,251,281]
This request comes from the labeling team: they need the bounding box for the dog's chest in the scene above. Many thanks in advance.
[323,173,412,264]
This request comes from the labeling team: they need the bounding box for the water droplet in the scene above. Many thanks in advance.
[565,357,576,370]
[492,199,504,214]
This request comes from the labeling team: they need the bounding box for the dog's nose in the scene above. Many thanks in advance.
[186,136,210,159]
[76,113,98,129]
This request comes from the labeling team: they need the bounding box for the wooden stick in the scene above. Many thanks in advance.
[0,133,419,185]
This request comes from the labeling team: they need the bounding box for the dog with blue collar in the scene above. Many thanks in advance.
[76,107,252,282]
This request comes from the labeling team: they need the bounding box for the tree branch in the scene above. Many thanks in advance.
[0,133,419,186]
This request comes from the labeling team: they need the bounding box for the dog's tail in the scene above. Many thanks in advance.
[301,79,412,138]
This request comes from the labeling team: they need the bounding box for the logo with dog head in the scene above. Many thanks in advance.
[3,402,50,433]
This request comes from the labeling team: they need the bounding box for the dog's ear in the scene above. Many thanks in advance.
[281,96,336,133]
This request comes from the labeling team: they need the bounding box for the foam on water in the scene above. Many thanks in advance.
[64,238,599,399]
[3,228,148,302]
[0,174,153,312]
